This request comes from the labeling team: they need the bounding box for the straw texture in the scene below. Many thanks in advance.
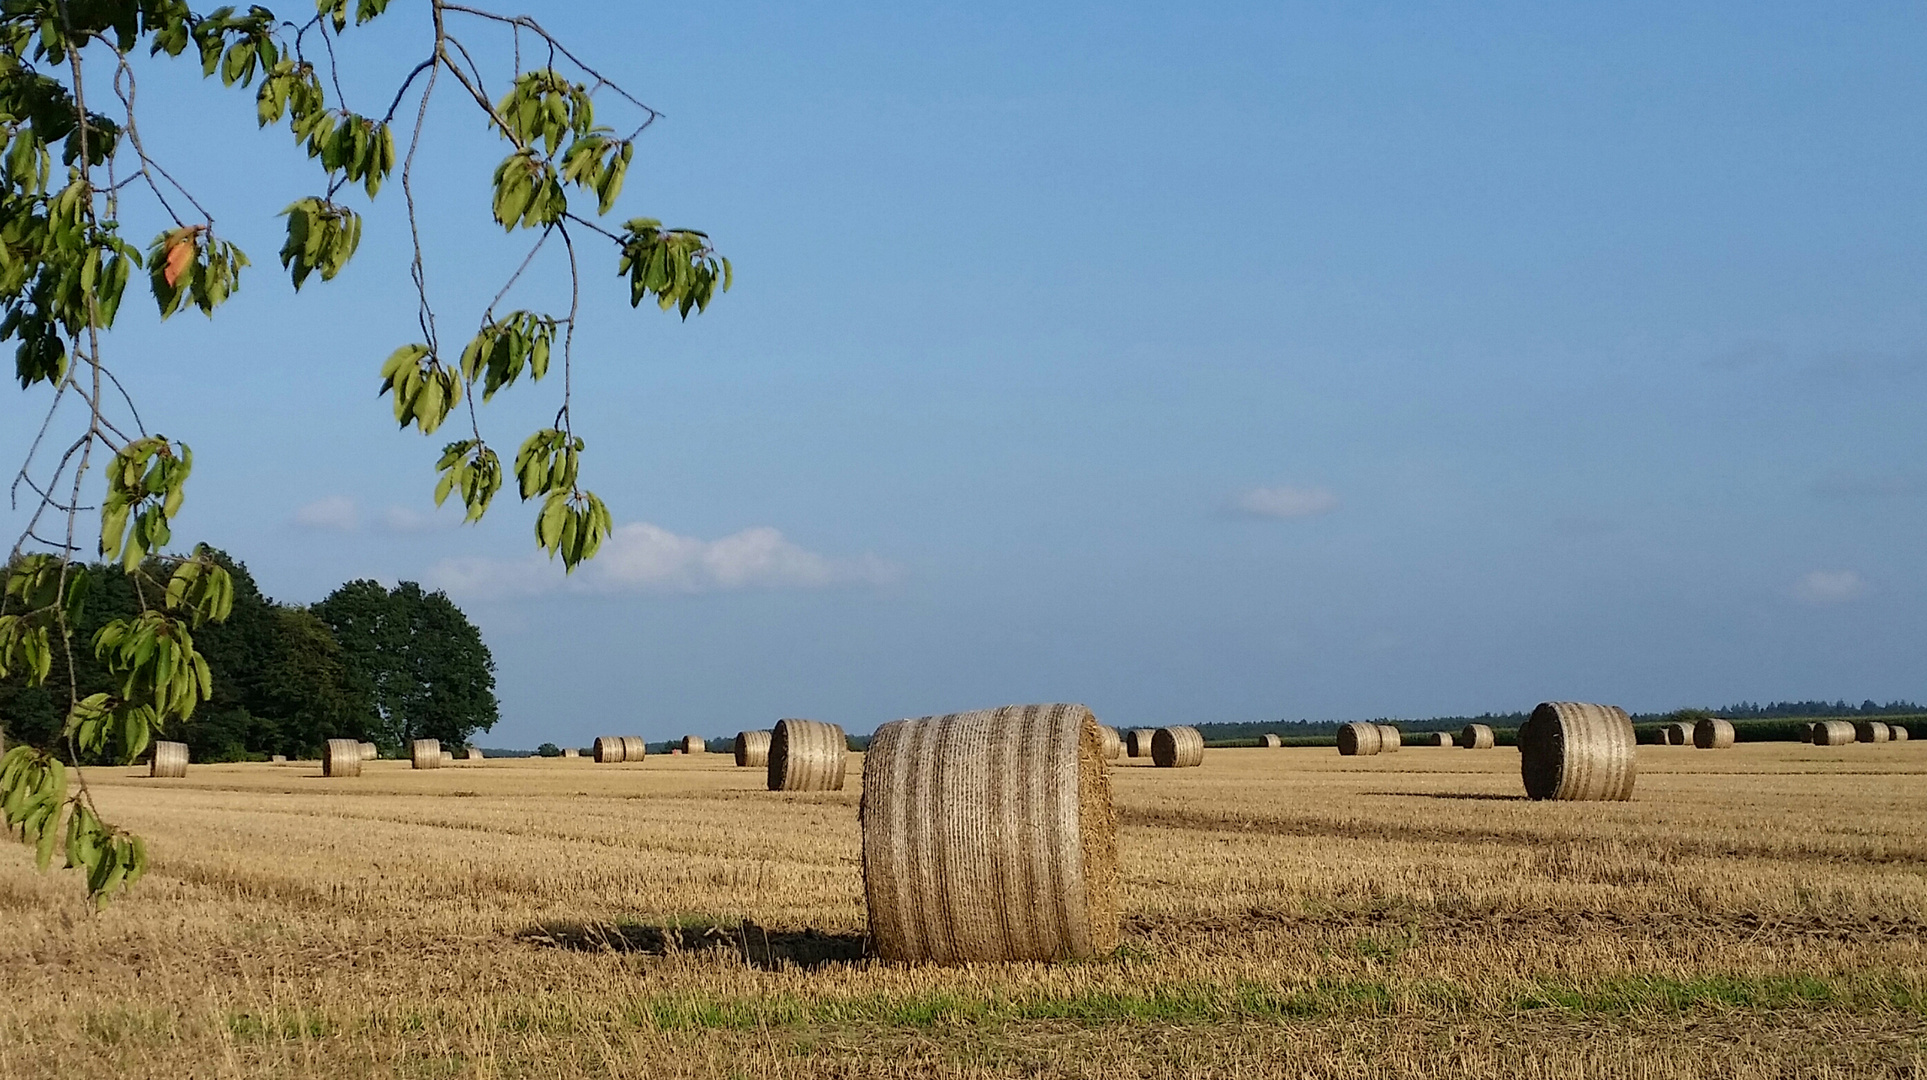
[1668,722,1695,746]
[1812,720,1856,746]
[1519,702,1636,801]
[593,736,626,763]
[1376,725,1402,753]
[358,742,377,761]
[1429,732,1454,747]
[466,748,484,761]
[1151,726,1204,768]
[1855,721,1891,744]
[680,735,706,754]
[1892,725,1910,742]
[1693,718,1736,750]
[412,739,442,770]
[768,718,847,791]
[734,730,772,768]
[1336,722,1382,757]
[439,750,454,766]
[1460,724,1496,750]
[621,736,648,762]
[149,741,188,778]
[1099,726,1123,760]
[1261,734,1282,748]
[1125,729,1155,759]
[322,738,362,778]
[860,702,1118,964]
[562,747,579,758]
[270,754,287,763]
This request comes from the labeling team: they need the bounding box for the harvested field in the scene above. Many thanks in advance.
[1,743,1924,1078]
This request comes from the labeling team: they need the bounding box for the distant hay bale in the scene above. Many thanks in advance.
[562,747,580,758]
[1668,722,1695,745]
[621,736,648,762]
[1812,720,1856,746]
[359,742,377,761]
[1337,722,1382,757]
[1891,724,1910,742]
[768,718,847,791]
[1377,725,1402,753]
[322,738,362,778]
[412,739,442,770]
[1460,724,1496,750]
[465,747,484,761]
[149,741,188,778]
[1429,732,1454,747]
[1804,722,1819,742]
[1125,729,1155,758]
[271,754,287,763]
[1693,718,1736,750]
[1261,733,1282,748]
[671,749,682,755]
[1855,721,1891,744]
[1151,726,1204,768]
[861,702,1117,963]
[734,730,772,768]
[440,749,454,766]
[1519,702,1635,801]
[680,735,706,755]
[1100,725,1123,760]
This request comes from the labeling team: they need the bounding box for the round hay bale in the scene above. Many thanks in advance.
[593,736,626,763]
[412,739,442,770]
[734,730,772,768]
[1099,725,1123,760]
[322,738,362,778]
[1125,729,1155,759]
[1460,724,1496,750]
[621,736,648,762]
[1669,722,1695,745]
[149,741,188,778]
[1151,726,1204,768]
[671,749,682,755]
[1336,722,1382,757]
[439,749,454,766]
[1812,720,1855,746]
[1693,718,1736,750]
[1803,722,1818,742]
[861,702,1117,964]
[1855,721,1891,744]
[562,747,580,758]
[271,754,287,763]
[1519,701,1635,801]
[1261,733,1282,748]
[1376,725,1402,753]
[465,747,484,761]
[1429,732,1454,747]
[359,742,377,761]
[680,735,706,755]
[1890,724,1910,742]
[768,718,847,791]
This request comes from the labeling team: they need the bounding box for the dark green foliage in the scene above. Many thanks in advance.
[312,580,498,755]
[535,742,560,757]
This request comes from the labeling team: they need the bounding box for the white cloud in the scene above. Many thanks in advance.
[1231,485,1339,520]
[424,522,899,601]
[1793,570,1866,604]
[292,495,358,531]
[381,505,457,533]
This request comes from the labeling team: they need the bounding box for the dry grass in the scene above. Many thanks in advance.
[2,743,1925,1078]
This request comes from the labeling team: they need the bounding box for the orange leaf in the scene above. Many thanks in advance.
[163,239,195,288]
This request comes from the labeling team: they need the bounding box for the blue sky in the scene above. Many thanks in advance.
[5,3,1924,745]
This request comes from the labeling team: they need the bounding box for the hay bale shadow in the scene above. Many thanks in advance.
[516,919,868,970]
[1357,791,1527,801]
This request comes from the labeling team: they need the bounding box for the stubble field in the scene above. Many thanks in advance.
[1,741,1923,1078]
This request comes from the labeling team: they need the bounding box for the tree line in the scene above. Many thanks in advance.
[0,553,497,762]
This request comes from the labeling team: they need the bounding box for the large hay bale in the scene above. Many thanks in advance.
[680,735,706,755]
[1376,724,1402,753]
[1336,722,1382,756]
[412,739,442,770]
[1855,721,1891,744]
[1812,720,1855,746]
[1125,729,1155,758]
[1460,724,1495,750]
[621,736,648,762]
[1428,732,1454,747]
[1693,718,1736,750]
[768,718,847,791]
[861,702,1117,964]
[322,738,362,778]
[1891,724,1910,742]
[149,741,188,778]
[465,747,484,761]
[1261,733,1282,748]
[359,741,377,761]
[1099,725,1123,760]
[593,736,626,763]
[734,730,772,768]
[321,744,351,773]
[1151,726,1204,768]
[1519,701,1635,801]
